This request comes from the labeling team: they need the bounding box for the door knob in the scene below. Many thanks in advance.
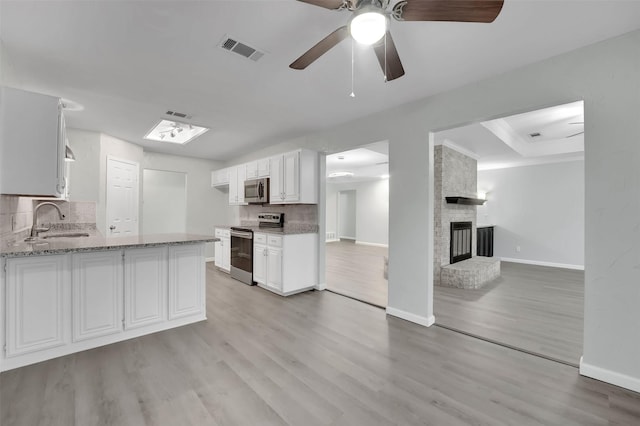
[109,225,116,231]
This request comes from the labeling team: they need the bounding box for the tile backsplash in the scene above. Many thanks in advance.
[239,204,318,225]
[0,195,97,243]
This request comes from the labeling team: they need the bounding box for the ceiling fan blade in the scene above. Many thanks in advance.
[290,26,349,70]
[295,0,346,10]
[567,131,585,138]
[373,31,405,81]
[396,0,504,23]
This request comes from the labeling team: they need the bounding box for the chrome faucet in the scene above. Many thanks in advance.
[27,202,66,241]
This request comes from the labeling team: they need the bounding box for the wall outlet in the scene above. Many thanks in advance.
[516,245,521,253]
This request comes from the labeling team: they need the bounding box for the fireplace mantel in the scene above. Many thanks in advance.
[445,196,486,206]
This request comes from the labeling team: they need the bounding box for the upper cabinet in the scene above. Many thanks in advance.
[211,149,318,205]
[211,167,230,187]
[228,165,247,205]
[270,149,318,204]
[246,158,270,179]
[0,87,68,198]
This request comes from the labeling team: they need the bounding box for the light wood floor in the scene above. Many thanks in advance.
[3,265,638,425]
[325,242,583,366]
[435,262,584,366]
[326,240,388,307]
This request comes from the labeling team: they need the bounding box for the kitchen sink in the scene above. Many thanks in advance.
[41,233,91,239]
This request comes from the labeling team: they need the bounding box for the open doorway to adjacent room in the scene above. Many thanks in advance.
[325,141,389,308]
[432,101,585,366]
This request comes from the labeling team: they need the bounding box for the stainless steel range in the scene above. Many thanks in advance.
[230,227,254,285]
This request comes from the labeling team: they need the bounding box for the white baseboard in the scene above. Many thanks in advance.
[325,239,340,243]
[339,236,356,240]
[580,357,640,393]
[386,307,435,327]
[356,241,389,248]
[500,257,584,270]
[205,257,216,263]
[315,282,326,291]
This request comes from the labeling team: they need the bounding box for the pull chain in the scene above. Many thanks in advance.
[350,38,355,98]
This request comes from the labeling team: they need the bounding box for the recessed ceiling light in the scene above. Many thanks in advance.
[328,171,354,178]
[144,119,209,145]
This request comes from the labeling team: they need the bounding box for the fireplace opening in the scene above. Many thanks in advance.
[450,221,472,264]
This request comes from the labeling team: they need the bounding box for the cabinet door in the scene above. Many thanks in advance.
[168,244,205,320]
[253,244,267,285]
[266,247,283,291]
[282,151,300,202]
[228,166,239,204]
[5,255,69,357]
[124,247,167,330]
[236,164,247,204]
[222,237,231,272]
[257,158,270,177]
[72,251,123,342]
[214,240,223,268]
[270,155,284,203]
[246,161,258,179]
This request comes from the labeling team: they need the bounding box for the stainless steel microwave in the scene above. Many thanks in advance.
[244,178,269,204]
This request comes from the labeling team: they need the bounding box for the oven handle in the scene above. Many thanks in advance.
[231,230,253,239]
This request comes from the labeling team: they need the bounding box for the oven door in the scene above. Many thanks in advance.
[230,229,254,285]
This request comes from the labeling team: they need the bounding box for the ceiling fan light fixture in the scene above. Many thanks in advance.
[350,8,387,45]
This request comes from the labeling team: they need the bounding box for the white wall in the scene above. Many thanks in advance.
[229,30,640,392]
[327,179,389,246]
[338,190,356,239]
[143,169,187,235]
[477,160,584,268]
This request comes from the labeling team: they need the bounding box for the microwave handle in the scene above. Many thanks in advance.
[258,182,264,199]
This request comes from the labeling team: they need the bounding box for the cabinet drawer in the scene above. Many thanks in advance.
[254,233,267,244]
[215,228,230,238]
[267,235,283,247]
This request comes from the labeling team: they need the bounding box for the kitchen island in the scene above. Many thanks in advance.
[0,233,217,371]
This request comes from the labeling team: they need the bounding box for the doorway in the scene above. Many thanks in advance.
[142,169,187,235]
[106,156,139,237]
[432,101,585,366]
[325,141,389,307]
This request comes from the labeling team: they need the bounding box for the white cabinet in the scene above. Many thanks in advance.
[211,168,230,187]
[270,149,318,204]
[246,158,270,179]
[5,255,69,357]
[72,251,123,342]
[253,232,317,296]
[228,165,247,205]
[0,87,68,198]
[214,228,231,272]
[124,246,167,330]
[168,244,205,320]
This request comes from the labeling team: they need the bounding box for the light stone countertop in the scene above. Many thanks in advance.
[1,233,218,257]
[238,222,319,235]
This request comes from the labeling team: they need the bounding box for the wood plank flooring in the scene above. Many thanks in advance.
[434,262,584,366]
[325,241,584,366]
[2,265,638,426]
[326,240,388,307]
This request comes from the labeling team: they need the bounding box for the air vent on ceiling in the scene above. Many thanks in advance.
[529,132,542,138]
[219,36,265,62]
[165,110,193,120]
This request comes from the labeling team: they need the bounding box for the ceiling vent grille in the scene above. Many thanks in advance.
[529,132,542,138]
[219,36,265,62]
[165,110,193,120]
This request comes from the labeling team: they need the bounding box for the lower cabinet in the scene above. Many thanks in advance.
[124,246,167,330]
[72,251,123,342]
[5,255,69,357]
[1,242,206,372]
[168,244,205,320]
[214,228,230,273]
[253,233,317,296]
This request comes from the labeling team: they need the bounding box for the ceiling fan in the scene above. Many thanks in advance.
[290,0,505,81]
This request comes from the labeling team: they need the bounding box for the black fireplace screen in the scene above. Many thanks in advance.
[450,221,472,264]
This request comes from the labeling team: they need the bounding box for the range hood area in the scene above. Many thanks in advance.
[445,196,487,206]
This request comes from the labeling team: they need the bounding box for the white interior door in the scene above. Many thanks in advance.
[107,157,139,237]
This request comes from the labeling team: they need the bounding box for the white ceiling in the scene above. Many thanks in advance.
[326,141,388,183]
[435,100,585,170]
[2,1,640,161]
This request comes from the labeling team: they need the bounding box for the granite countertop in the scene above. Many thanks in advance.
[1,233,218,257]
